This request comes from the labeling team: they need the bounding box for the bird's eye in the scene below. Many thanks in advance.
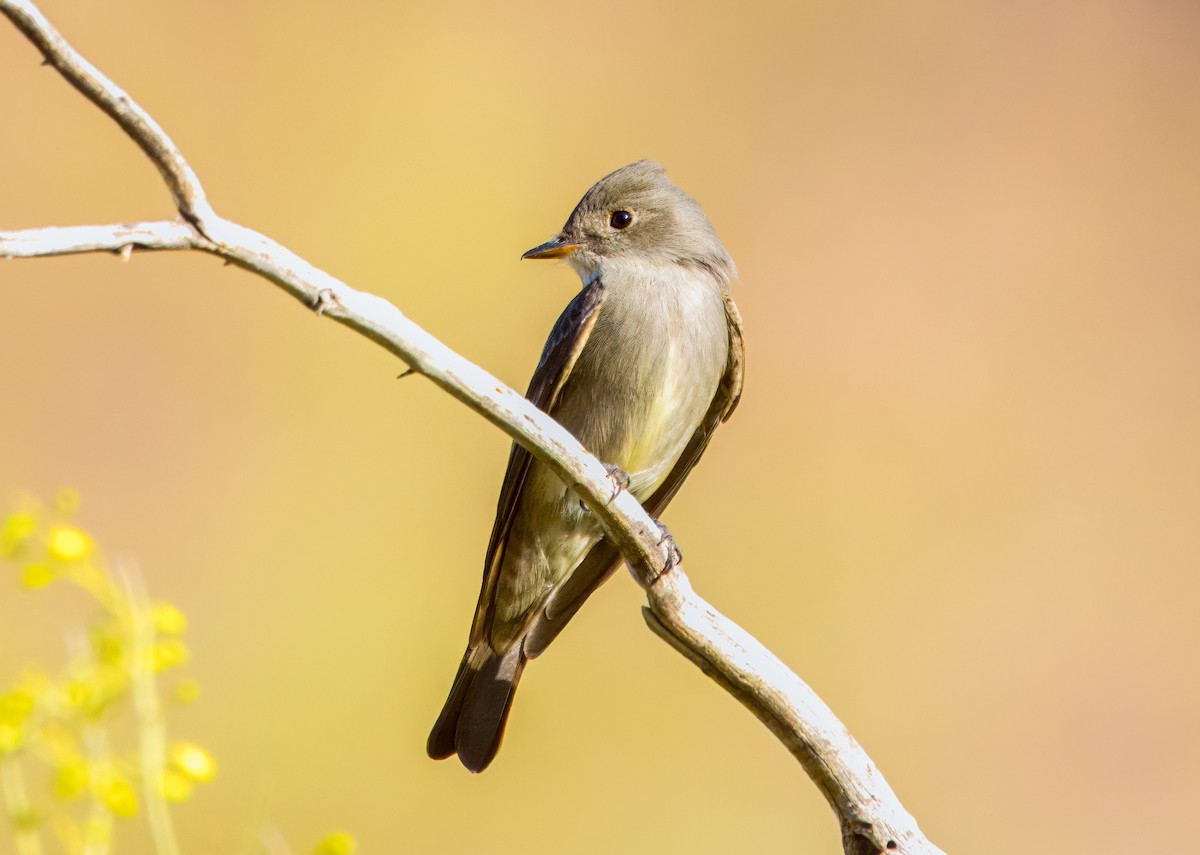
[610,210,633,230]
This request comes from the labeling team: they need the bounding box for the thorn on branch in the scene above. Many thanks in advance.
[397,367,417,379]
[118,244,133,263]
[313,288,342,316]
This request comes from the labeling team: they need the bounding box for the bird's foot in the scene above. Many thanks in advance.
[654,520,683,579]
[603,464,632,502]
[578,464,633,512]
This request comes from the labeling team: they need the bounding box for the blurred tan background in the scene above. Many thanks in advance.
[3,0,1199,852]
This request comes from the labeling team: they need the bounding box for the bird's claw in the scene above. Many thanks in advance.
[578,463,633,512]
[654,520,683,579]
[604,464,633,502]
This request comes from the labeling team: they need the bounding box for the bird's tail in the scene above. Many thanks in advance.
[427,643,525,773]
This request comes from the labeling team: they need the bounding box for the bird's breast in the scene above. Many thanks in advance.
[554,263,729,497]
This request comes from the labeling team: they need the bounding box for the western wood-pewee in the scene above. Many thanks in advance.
[428,160,745,772]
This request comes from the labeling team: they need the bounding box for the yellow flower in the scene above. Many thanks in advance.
[314,832,357,855]
[92,628,124,666]
[151,602,188,635]
[99,777,139,817]
[1,511,37,556]
[21,563,55,589]
[47,525,92,562]
[150,638,190,672]
[173,679,201,703]
[160,770,193,803]
[170,742,217,782]
[62,679,94,710]
[55,760,90,800]
[0,689,36,723]
[0,687,37,752]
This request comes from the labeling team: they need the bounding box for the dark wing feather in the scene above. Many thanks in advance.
[468,277,607,646]
[524,290,745,656]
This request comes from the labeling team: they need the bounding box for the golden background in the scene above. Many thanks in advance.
[3,0,1199,852]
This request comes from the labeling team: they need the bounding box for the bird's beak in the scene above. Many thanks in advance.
[521,234,582,260]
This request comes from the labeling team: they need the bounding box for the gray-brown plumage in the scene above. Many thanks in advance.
[427,160,745,772]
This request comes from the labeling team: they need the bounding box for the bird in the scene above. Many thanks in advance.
[427,160,745,772]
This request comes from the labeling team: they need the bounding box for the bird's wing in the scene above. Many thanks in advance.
[525,290,745,656]
[468,277,607,647]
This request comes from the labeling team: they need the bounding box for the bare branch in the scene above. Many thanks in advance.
[0,2,945,852]
[0,221,199,258]
[0,0,214,226]
[644,577,935,855]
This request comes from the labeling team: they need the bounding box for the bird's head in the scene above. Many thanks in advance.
[522,160,734,282]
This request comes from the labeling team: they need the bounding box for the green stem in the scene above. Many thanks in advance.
[121,566,181,855]
[0,753,43,855]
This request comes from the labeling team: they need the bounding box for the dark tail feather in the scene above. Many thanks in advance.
[427,644,525,773]
[427,649,473,760]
